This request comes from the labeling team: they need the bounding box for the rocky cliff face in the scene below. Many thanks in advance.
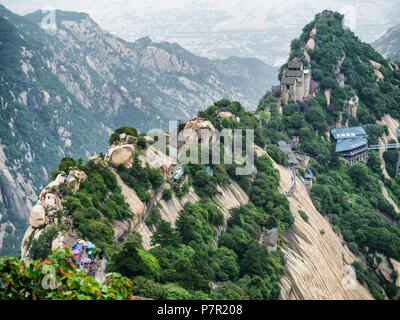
[376,114,400,180]
[0,4,275,255]
[255,147,373,299]
[276,161,373,300]
[99,131,250,249]
[136,186,201,251]
[20,170,87,260]
[372,25,400,62]
[19,129,250,263]
[136,180,249,251]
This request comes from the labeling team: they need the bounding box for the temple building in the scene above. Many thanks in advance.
[280,61,311,102]
[331,127,369,164]
[277,140,300,168]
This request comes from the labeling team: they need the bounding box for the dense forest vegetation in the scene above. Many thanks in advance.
[106,100,294,300]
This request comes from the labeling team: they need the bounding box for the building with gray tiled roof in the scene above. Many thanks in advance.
[288,61,303,69]
[277,140,299,168]
[330,127,368,164]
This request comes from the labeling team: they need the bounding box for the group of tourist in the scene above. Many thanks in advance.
[69,240,100,278]
[216,107,228,115]
[42,167,103,279]
[110,141,122,148]
[60,172,69,186]
[39,191,59,205]
[190,116,208,122]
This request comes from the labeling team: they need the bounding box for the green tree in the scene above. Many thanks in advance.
[146,207,162,228]
[266,144,288,167]
[58,157,77,174]
[176,209,203,245]
[151,220,181,247]
[0,247,134,300]
[367,151,383,176]
[131,276,167,299]
[239,242,271,278]
[170,258,210,292]
[328,143,340,169]
[163,284,191,300]
[383,149,399,178]
[108,240,161,280]
[137,136,148,150]
[148,168,164,189]
[162,189,173,201]
[348,162,369,187]
[215,246,240,281]
[29,226,59,260]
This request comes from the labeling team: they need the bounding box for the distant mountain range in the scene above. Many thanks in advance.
[0,4,276,254]
[372,24,400,62]
[58,0,400,67]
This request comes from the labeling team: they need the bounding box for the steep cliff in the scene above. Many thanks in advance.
[254,146,372,299]
[136,186,201,251]
[272,11,400,300]
[17,125,252,296]
[275,160,373,300]
[10,8,400,300]
[376,114,400,179]
[137,181,249,251]
[112,171,146,241]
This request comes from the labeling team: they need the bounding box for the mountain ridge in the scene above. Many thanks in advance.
[372,24,400,62]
